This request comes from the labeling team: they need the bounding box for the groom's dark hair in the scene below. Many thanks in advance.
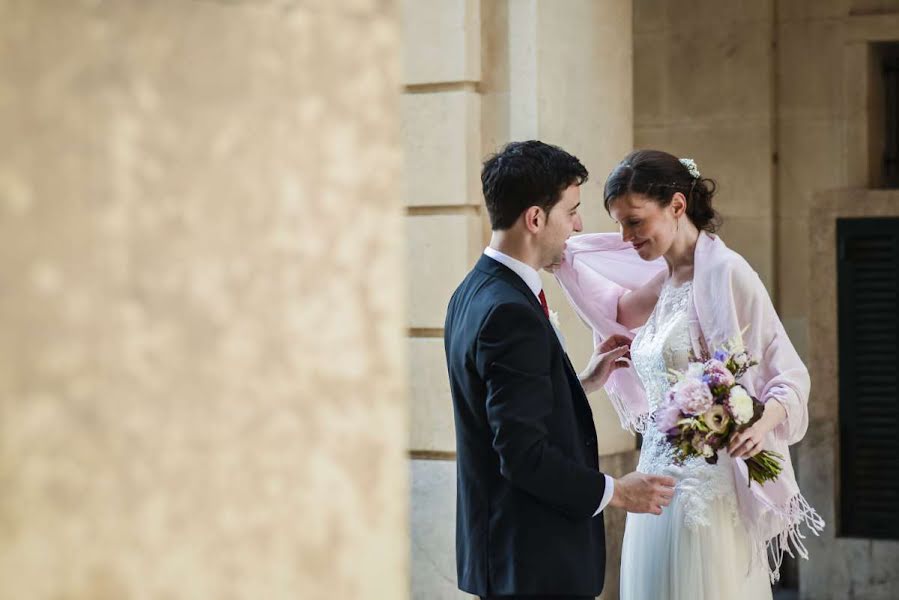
[481,140,589,231]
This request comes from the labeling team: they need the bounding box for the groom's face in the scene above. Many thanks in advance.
[541,184,583,268]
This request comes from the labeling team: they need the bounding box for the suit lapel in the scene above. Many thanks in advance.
[476,255,596,428]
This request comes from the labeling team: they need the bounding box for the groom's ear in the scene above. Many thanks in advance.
[522,205,545,233]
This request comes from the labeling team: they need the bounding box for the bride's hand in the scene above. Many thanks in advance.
[578,334,632,394]
[728,401,787,458]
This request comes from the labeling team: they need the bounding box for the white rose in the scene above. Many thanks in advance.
[727,385,754,425]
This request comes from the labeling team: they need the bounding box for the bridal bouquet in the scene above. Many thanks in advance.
[655,345,784,486]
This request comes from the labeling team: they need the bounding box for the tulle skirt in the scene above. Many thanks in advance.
[619,487,773,600]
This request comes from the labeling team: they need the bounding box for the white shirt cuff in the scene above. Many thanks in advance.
[593,475,615,516]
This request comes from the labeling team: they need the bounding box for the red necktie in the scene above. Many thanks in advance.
[538,289,550,318]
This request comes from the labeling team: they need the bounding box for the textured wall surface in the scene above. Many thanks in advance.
[634,0,776,291]
[0,1,407,598]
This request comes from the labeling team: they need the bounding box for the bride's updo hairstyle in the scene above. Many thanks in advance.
[603,149,721,233]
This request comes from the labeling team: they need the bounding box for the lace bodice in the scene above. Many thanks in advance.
[630,279,738,529]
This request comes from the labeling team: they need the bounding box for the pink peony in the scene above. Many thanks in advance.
[672,378,714,416]
[655,403,683,434]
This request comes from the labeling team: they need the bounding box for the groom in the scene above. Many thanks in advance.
[444,141,676,600]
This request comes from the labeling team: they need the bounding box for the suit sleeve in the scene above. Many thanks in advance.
[475,301,606,519]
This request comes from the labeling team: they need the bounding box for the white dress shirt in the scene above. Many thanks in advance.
[483,247,615,516]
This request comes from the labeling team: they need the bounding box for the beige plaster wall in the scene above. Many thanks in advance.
[0,1,407,598]
[776,0,851,362]
[634,0,777,292]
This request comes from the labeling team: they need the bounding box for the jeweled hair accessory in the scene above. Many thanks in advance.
[679,158,701,179]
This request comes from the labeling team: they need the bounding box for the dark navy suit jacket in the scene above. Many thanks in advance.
[444,254,607,597]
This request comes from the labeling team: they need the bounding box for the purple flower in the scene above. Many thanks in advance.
[713,349,729,362]
[703,359,736,389]
[672,378,714,416]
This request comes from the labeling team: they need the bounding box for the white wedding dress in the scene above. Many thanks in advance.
[619,279,773,600]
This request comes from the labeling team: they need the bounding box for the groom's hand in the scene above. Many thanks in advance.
[578,334,632,395]
[609,471,676,515]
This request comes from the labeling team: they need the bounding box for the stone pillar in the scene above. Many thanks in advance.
[0,1,407,598]
[403,1,483,598]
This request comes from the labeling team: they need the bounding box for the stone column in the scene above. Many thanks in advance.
[402,1,483,598]
[0,1,407,598]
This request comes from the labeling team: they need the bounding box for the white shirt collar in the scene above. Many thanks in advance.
[483,247,543,298]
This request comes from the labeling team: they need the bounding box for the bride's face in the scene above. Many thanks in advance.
[608,194,676,261]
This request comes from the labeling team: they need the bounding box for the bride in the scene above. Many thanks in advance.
[554,150,824,600]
